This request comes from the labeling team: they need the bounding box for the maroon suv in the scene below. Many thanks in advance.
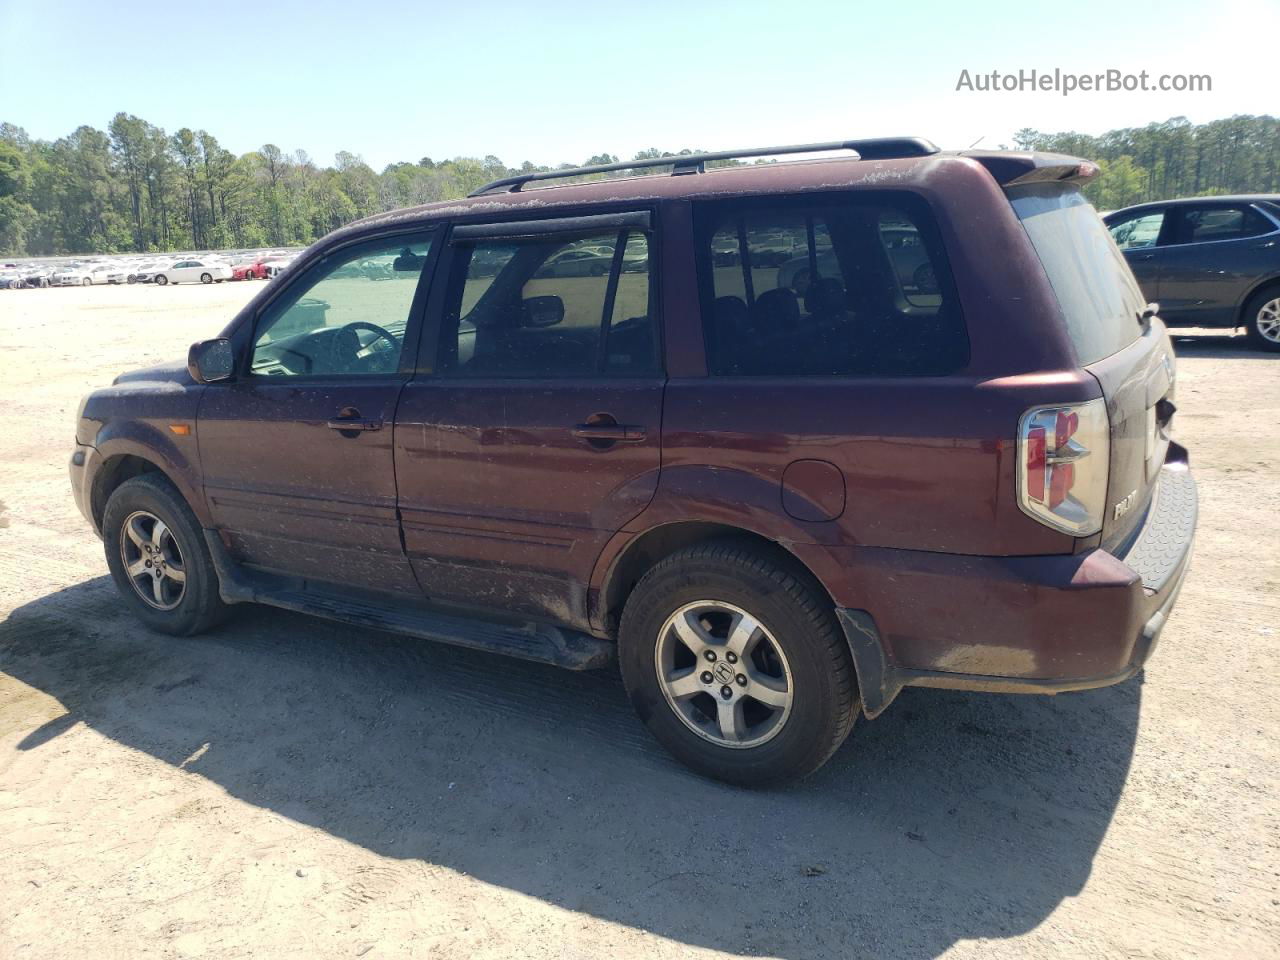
[70,138,1197,785]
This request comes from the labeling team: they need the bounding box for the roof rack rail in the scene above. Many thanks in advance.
[468,137,940,197]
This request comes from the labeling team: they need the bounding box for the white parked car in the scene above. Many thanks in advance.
[127,261,160,283]
[90,263,127,285]
[263,255,298,279]
[152,259,233,285]
[50,265,93,287]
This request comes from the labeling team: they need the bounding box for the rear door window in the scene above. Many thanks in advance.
[438,226,657,378]
[696,195,966,377]
[1171,204,1276,244]
[1012,186,1144,365]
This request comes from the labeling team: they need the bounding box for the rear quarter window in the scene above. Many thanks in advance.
[695,193,967,377]
[1012,186,1145,365]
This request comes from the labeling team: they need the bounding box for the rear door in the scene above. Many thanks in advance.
[394,211,663,628]
[197,229,437,592]
[1013,186,1174,551]
[1155,202,1280,326]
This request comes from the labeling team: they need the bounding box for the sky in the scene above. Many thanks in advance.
[2,0,1277,170]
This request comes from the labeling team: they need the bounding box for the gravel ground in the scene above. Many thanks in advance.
[1,283,1276,959]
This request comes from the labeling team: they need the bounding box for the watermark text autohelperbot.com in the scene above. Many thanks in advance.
[956,69,1212,96]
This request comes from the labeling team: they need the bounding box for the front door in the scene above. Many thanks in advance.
[394,213,664,628]
[197,230,437,593]
[1108,206,1167,307]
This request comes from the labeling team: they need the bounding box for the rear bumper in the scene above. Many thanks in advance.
[831,449,1197,718]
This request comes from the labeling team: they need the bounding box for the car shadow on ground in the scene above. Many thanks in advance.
[1,577,1142,960]
[1169,331,1277,359]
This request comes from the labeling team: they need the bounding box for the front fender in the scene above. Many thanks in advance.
[83,383,208,528]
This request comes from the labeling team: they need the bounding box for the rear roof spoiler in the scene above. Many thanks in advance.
[960,150,1100,187]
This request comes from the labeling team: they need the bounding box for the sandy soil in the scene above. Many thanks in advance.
[1,282,1277,959]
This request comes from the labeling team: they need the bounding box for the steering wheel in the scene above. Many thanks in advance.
[334,321,400,372]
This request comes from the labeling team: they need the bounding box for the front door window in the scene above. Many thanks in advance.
[250,233,434,377]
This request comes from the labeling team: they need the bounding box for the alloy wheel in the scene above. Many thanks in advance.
[119,510,187,610]
[654,600,794,748]
[1257,297,1280,344]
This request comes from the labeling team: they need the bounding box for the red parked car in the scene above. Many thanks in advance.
[231,259,268,281]
[69,138,1196,785]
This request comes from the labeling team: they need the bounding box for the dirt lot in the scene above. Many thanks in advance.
[1,283,1277,959]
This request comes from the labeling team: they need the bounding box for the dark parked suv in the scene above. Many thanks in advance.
[70,138,1197,785]
[1104,195,1280,350]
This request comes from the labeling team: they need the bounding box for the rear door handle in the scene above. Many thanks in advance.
[571,424,646,442]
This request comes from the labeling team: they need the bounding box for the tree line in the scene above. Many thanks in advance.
[1,112,1277,257]
[1013,115,1280,210]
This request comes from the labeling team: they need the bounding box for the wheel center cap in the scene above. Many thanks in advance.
[713,661,736,685]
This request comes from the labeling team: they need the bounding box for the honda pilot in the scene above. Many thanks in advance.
[70,138,1197,785]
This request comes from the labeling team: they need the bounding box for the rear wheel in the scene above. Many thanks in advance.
[103,474,229,635]
[618,540,858,785]
[1244,286,1280,352]
[200,272,213,284]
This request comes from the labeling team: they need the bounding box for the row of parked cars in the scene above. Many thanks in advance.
[0,250,301,290]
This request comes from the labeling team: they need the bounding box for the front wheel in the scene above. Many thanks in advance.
[155,274,169,286]
[1244,287,1280,352]
[82,277,92,286]
[103,474,229,635]
[618,540,859,785]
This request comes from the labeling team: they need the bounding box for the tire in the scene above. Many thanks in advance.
[618,540,858,786]
[1243,285,1280,352]
[200,272,213,284]
[102,474,229,636]
[82,277,92,286]
[155,274,168,286]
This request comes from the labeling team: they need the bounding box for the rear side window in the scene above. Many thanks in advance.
[437,228,657,378]
[1012,186,1144,365]
[696,195,966,377]
[1173,205,1275,244]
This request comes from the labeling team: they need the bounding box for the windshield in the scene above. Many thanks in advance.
[1011,185,1144,365]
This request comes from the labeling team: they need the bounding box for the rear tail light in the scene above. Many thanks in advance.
[1016,398,1109,536]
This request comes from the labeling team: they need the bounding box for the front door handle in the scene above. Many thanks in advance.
[327,407,382,433]
[327,418,382,431]
[571,423,646,442]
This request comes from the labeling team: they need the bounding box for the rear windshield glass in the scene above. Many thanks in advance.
[1011,186,1144,364]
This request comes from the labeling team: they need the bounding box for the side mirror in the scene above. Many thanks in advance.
[521,295,565,328]
[187,338,235,383]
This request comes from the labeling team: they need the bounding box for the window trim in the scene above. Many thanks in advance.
[423,208,663,381]
[451,210,651,243]
[238,226,441,382]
